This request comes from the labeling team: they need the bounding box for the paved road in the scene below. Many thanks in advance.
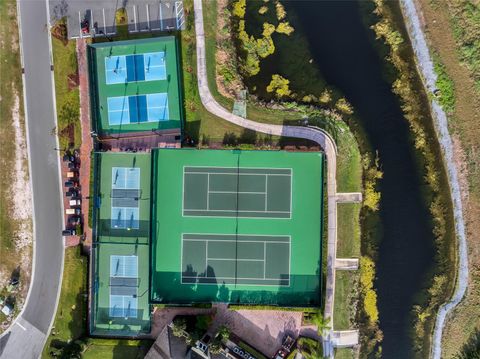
[193,0,340,356]
[0,0,65,358]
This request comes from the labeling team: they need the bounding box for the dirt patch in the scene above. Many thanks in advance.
[0,91,32,331]
[215,0,244,99]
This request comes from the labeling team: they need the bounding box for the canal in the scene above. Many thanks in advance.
[245,1,437,357]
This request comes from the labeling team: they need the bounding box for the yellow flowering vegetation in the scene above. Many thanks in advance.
[335,98,354,115]
[360,256,379,323]
[363,155,383,212]
[232,0,246,18]
[258,6,268,15]
[276,21,294,35]
[267,74,291,98]
[319,89,333,103]
[275,2,286,20]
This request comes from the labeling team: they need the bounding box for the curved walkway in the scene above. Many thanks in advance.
[399,1,468,358]
[193,0,339,355]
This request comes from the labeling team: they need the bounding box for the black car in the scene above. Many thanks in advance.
[68,216,81,225]
[63,154,75,162]
[66,188,79,197]
[64,180,77,188]
[68,162,78,169]
[62,229,76,236]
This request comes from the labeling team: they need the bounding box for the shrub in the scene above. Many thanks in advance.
[335,98,354,114]
[319,89,333,103]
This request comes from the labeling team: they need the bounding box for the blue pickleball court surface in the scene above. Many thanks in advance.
[107,93,169,125]
[105,52,166,84]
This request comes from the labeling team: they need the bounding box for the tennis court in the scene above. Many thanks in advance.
[182,234,290,286]
[111,167,141,229]
[88,37,182,135]
[105,52,166,84]
[183,167,292,218]
[109,255,138,318]
[151,149,324,306]
[91,153,151,335]
[107,93,169,125]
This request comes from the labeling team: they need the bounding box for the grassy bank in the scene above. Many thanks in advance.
[51,22,81,150]
[414,0,480,357]
[42,247,152,358]
[363,1,458,356]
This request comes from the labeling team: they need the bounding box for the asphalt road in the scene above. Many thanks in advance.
[0,0,65,358]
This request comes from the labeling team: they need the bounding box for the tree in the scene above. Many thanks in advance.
[171,318,187,337]
[311,311,331,336]
[297,337,324,359]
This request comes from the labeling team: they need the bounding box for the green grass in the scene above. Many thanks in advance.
[333,271,358,330]
[0,0,26,303]
[83,339,152,359]
[335,348,354,359]
[51,25,82,150]
[42,247,87,358]
[433,55,455,114]
[42,247,153,358]
[336,203,361,258]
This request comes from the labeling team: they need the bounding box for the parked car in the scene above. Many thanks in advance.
[68,216,81,225]
[68,162,78,170]
[66,171,78,178]
[66,188,79,197]
[69,199,81,206]
[64,180,78,188]
[63,154,75,162]
[66,208,81,215]
[62,229,76,236]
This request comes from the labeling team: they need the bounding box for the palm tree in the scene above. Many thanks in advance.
[311,311,331,336]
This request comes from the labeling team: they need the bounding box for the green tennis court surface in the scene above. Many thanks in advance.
[88,37,182,136]
[183,167,291,218]
[182,234,290,286]
[151,149,324,306]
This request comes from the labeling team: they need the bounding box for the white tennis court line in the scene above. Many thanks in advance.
[109,255,139,318]
[208,190,266,194]
[181,235,291,286]
[184,209,290,213]
[184,172,292,177]
[184,239,289,244]
[263,241,266,279]
[206,173,210,210]
[183,169,292,217]
[207,258,265,262]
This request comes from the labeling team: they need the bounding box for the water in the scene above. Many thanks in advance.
[246,1,437,357]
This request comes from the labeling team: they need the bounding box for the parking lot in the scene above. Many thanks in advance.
[49,0,185,39]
